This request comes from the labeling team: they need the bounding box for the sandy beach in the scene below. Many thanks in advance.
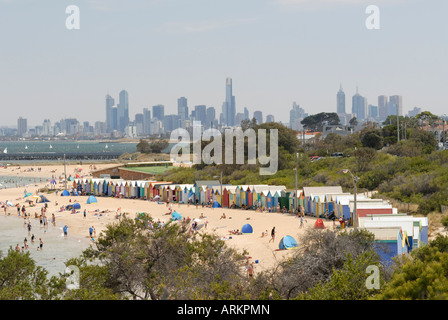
[0,163,335,272]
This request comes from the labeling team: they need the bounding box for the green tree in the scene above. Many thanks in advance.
[0,248,54,300]
[301,112,341,132]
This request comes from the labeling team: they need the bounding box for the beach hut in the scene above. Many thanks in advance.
[279,235,298,250]
[87,195,97,204]
[241,224,253,234]
[314,218,325,229]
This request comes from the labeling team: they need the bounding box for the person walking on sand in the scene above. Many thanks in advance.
[83,209,86,219]
[63,225,68,238]
[39,238,43,250]
[269,227,276,243]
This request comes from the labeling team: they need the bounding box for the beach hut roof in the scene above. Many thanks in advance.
[303,186,343,197]
[194,180,221,187]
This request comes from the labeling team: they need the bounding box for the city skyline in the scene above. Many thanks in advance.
[1,0,447,127]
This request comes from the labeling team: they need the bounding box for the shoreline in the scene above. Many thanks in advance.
[0,162,334,272]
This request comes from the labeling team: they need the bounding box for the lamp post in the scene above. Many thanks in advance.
[343,169,359,230]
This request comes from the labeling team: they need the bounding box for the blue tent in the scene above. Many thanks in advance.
[279,235,298,250]
[39,195,51,203]
[241,224,253,234]
[71,190,79,196]
[212,200,221,208]
[171,211,182,221]
[73,202,81,209]
[61,190,70,196]
[87,195,97,204]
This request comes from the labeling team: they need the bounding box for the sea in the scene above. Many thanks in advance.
[0,140,138,160]
[0,214,91,277]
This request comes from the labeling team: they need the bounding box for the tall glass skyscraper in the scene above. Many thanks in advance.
[105,94,115,133]
[118,90,129,133]
[337,84,346,114]
[222,77,236,126]
[352,88,367,120]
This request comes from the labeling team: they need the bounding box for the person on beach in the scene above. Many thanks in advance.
[83,209,86,219]
[38,238,43,250]
[63,225,68,238]
[269,227,276,243]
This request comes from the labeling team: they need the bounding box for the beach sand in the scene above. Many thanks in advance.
[0,163,336,272]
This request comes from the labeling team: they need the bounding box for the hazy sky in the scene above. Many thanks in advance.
[0,0,446,127]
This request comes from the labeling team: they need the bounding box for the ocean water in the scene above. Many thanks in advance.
[0,175,47,189]
[0,215,91,277]
[0,140,137,155]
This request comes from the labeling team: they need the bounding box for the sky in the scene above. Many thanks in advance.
[0,0,447,127]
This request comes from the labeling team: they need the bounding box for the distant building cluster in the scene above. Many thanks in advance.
[3,80,439,139]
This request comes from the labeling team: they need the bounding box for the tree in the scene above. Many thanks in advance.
[376,235,448,299]
[301,112,341,132]
[82,215,249,300]
[360,129,384,150]
[354,147,377,172]
[0,248,54,300]
[136,139,152,153]
[266,229,379,299]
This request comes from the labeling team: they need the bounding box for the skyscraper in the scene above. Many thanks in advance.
[266,114,275,123]
[143,108,151,134]
[222,77,236,126]
[177,97,189,122]
[289,102,307,131]
[17,117,27,136]
[254,111,263,124]
[389,95,403,116]
[118,90,129,133]
[352,88,367,120]
[378,95,388,122]
[337,84,346,114]
[194,105,207,125]
[206,107,216,128]
[152,104,165,121]
[105,94,115,133]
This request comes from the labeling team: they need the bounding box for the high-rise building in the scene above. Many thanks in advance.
[352,88,367,121]
[152,105,165,121]
[177,97,189,122]
[206,107,216,128]
[42,119,52,136]
[163,115,181,133]
[337,84,346,114]
[105,94,115,133]
[408,106,422,117]
[118,90,129,133]
[368,105,378,120]
[143,108,151,135]
[111,106,118,132]
[222,77,236,126]
[243,107,249,121]
[17,117,27,136]
[378,95,388,122]
[266,114,275,123]
[253,111,263,124]
[134,113,144,136]
[389,95,403,116]
[194,105,207,125]
[289,102,307,131]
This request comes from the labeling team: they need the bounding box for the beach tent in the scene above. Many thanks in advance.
[39,195,51,203]
[171,211,182,221]
[314,218,325,229]
[279,235,298,250]
[212,200,221,208]
[87,195,97,204]
[73,202,81,209]
[241,223,253,234]
[24,192,32,198]
[61,190,70,196]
